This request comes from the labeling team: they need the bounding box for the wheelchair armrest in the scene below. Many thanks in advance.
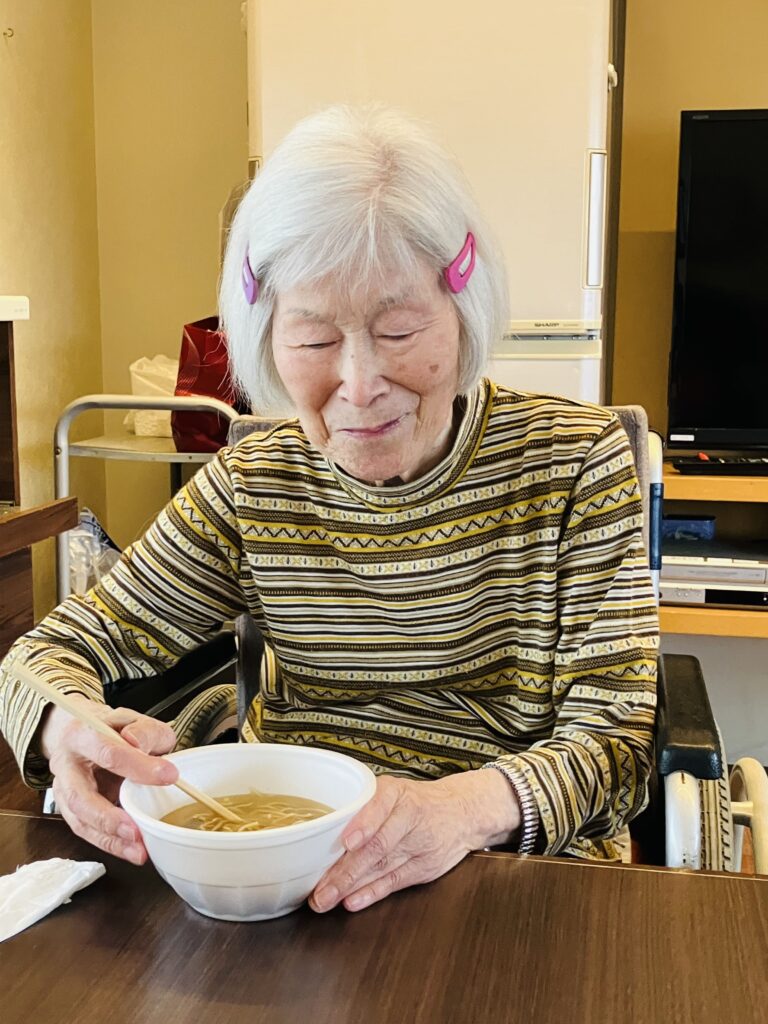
[656,653,722,781]
[104,630,238,721]
[235,614,265,733]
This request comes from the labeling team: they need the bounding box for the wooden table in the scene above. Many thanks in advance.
[1,813,767,1024]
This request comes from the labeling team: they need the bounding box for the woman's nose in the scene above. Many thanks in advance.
[336,342,389,407]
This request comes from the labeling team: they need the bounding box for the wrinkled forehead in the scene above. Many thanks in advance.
[274,260,447,324]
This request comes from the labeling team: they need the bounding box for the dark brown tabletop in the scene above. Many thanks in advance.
[1,811,767,1024]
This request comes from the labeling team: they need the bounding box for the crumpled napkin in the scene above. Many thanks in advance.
[0,858,105,942]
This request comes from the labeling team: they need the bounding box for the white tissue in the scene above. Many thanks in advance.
[0,857,106,942]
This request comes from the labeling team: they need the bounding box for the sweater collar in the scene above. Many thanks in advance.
[329,379,492,510]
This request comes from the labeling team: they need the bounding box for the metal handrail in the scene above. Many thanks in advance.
[54,394,239,603]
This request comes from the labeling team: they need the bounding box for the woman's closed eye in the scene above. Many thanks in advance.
[297,333,414,347]
[376,331,416,341]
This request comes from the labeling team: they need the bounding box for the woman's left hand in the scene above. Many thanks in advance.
[309,768,521,913]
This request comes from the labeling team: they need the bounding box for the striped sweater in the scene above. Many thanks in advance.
[0,380,658,859]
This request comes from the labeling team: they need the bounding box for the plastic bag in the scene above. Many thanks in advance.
[124,355,178,437]
[68,508,122,596]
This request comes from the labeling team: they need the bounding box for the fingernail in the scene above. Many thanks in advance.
[118,823,136,842]
[345,830,364,851]
[121,727,139,747]
[346,892,369,911]
[314,885,338,911]
[124,844,144,864]
[155,763,177,784]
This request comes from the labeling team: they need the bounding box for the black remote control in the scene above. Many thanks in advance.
[672,456,768,476]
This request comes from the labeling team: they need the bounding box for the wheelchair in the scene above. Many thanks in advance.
[105,407,768,874]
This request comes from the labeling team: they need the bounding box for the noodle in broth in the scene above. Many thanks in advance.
[161,792,333,833]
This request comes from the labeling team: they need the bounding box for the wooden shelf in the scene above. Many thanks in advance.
[660,466,768,639]
[0,498,78,558]
[663,466,768,503]
[0,497,79,658]
[660,604,768,639]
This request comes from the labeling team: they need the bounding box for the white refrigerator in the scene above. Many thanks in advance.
[246,0,614,403]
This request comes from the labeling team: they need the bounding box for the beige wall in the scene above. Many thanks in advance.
[90,0,248,548]
[613,0,768,430]
[0,0,106,616]
[1,0,247,613]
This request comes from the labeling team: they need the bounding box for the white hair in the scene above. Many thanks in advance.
[219,105,509,413]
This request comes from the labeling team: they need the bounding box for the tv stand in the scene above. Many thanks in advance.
[661,464,768,638]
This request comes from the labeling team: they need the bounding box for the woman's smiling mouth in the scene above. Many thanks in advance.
[340,416,405,438]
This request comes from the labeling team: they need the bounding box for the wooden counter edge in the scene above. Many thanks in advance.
[663,464,768,503]
[0,497,78,558]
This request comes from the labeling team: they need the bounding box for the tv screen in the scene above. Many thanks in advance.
[667,109,768,450]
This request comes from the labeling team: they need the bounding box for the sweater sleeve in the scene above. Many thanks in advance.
[0,451,248,788]
[490,417,659,856]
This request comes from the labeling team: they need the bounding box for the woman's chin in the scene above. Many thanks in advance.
[340,460,407,485]
[331,446,409,486]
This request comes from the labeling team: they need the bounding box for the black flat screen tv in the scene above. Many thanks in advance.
[667,109,768,450]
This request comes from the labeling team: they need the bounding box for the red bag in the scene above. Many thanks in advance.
[172,317,249,452]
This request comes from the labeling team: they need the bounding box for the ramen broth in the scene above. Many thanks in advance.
[161,792,333,833]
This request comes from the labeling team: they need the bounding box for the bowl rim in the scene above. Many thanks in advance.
[119,743,377,846]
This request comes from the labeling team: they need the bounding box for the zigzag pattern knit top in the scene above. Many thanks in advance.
[0,380,658,860]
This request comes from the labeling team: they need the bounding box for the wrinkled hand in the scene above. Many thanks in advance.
[310,768,521,913]
[40,695,178,865]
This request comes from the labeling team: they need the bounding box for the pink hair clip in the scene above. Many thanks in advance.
[242,234,476,303]
[242,248,259,304]
[443,232,476,294]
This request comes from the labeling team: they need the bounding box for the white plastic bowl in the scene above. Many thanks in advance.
[119,743,377,921]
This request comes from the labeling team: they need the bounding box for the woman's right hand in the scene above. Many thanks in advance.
[39,694,178,864]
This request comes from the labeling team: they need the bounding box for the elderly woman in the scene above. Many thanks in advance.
[0,106,657,913]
